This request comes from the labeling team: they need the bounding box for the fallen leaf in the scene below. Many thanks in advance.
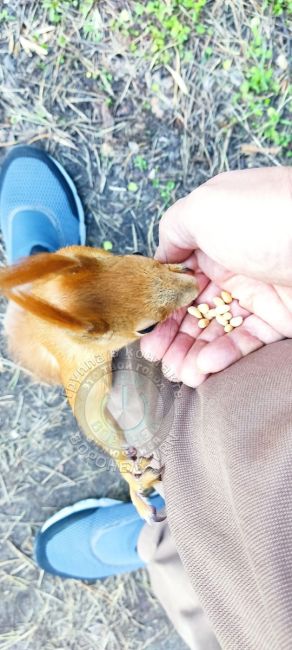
[165,64,188,95]
[19,36,48,59]
[101,141,114,157]
[128,141,139,154]
[241,143,281,155]
[276,53,288,70]
[36,25,56,35]
[8,33,14,56]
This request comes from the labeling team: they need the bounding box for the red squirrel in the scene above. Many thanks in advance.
[0,247,198,521]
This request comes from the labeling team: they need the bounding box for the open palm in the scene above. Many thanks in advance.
[140,167,292,388]
[141,250,292,388]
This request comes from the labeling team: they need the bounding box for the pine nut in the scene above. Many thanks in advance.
[224,323,234,333]
[188,306,202,318]
[221,290,233,304]
[206,308,216,319]
[198,318,210,329]
[213,296,225,307]
[221,312,232,323]
[197,303,209,315]
[215,304,231,315]
[216,314,228,325]
[230,316,243,327]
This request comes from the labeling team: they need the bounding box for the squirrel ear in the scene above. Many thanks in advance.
[0,252,78,290]
[0,252,112,336]
[3,289,86,332]
[4,290,111,336]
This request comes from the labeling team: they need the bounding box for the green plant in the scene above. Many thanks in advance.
[99,71,113,96]
[241,66,277,96]
[81,1,103,42]
[236,16,291,151]
[83,20,102,42]
[57,33,68,47]
[134,156,148,172]
[113,0,208,65]
[128,181,139,193]
[159,180,176,203]
[102,240,113,251]
[152,177,176,206]
[259,107,291,147]
[0,9,15,22]
[241,18,277,97]
[266,0,292,15]
[42,0,79,23]
[42,0,64,23]
[79,0,94,14]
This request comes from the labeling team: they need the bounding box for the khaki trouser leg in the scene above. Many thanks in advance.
[138,519,220,649]
[161,341,292,650]
[111,341,292,649]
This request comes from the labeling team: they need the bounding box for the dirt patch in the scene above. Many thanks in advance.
[0,1,290,648]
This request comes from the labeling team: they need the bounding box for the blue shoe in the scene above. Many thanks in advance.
[35,494,165,580]
[0,145,85,263]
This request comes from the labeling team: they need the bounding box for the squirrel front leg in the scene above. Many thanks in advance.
[111,448,165,523]
[64,356,164,522]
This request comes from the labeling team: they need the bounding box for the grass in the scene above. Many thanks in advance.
[235,15,291,152]
[113,0,209,62]
[267,0,292,15]
[110,0,291,157]
[0,1,291,649]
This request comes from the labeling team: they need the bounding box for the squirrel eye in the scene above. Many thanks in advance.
[132,251,143,256]
[137,323,158,335]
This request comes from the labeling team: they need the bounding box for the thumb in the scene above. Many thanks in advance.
[154,196,199,264]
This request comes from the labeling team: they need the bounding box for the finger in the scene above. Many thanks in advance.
[195,249,236,285]
[155,198,198,263]
[163,311,223,384]
[179,251,200,273]
[179,339,209,387]
[234,281,292,338]
[161,331,196,382]
[140,309,186,362]
[179,306,238,386]
[173,311,282,386]
[163,301,228,386]
[196,329,263,375]
[196,315,282,375]
[177,318,264,383]
[162,280,250,383]
[196,250,292,338]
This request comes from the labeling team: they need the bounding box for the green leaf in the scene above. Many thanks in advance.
[134,156,148,171]
[102,240,113,251]
[196,23,206,34]
[223,59,232,71]
[128,181,139,192]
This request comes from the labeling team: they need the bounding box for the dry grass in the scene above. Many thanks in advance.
[0,0,291,648]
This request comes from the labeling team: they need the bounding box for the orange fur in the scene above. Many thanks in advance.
[1,247,198,521]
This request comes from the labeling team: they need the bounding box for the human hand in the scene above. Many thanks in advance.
[141,167,292,387]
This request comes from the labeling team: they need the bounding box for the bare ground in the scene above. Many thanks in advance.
[0,1,291,649]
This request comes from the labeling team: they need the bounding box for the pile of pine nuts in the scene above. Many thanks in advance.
[187,290,243,333]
